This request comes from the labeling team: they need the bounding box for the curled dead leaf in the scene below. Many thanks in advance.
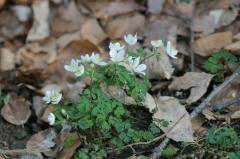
[107,14,145,39]
[58,133,81,159]
[80,19,107,46]
[101,84,136,105]
[153,96,194,142]
[193,32,232,56]
[0,48,15,71]
[169,72,213,104]
[144,93,156,113]
[27,0,50,41]
[145,49,174,79]
[26,129,56,153]
[95,0,144,20]
[1,96,31,125]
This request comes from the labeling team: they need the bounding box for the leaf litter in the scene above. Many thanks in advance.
[0,0,240,158]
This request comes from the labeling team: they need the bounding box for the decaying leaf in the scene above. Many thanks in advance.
[193,32,232,56]
[32,96,48,119]
[0,48,15,71]
[44,125,72,156]
[153,96,194,142]
[225,41,240,54]
[145,49,174,79]
[1,96,31,125]
[193,8,238,36]
[144,19,178,47]
[56,31,82,50]
[144,93,156,113]
[52,0,86,34]
[107,14,145,39]
[26,129,56,153]
[101,84,136,105]
[95,0,143,20]
[80,19,107,46]
[58,133,81,159]
[27,0,50,41]
[169,72,213,104]
[147,0,165,14]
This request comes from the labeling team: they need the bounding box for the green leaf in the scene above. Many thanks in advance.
[78,118,94,130]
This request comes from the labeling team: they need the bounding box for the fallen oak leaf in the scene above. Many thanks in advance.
[1,96,31,125]
[153,96,194,142]
[144,93,156,113]
[169,72,213,104]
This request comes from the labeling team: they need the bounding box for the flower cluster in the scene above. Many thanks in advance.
[43,90,62,105]
[42,34,179,124]
[151,39,178,59]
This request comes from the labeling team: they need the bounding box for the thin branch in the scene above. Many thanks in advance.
[151,66,240,159]
[212,97,240,111]
[191,67,240,118]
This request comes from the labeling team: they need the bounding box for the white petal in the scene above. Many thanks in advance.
[48,112,55,125]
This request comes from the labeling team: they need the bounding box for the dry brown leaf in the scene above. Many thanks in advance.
[191,116,207,135]
[26,129,56,153]
[52,0,86,34]
[81,19,107,46]
[1,96,31,125]
[0,11,26,40]
[193,32,232,56]
[32,96,48,119]
[169,72,213,104]
[225,41,240,54]
[234,33,240,40]
[27,0,50,41]
[107,14,145,39]
[144,93,156,113]
[231,110,240,119]
[64,81,86,104]
[193,8,238,36]
[44,125,72,156]
[56,31,82,50]
[101,84,136,105]
[145,49,174,79]
[0,48,15,71]
[147,0,165,14]
[96,0,143,20]
[202,108,216,120]
[153,96,194,142]
[143,18,178,47]
[58,133,81,159]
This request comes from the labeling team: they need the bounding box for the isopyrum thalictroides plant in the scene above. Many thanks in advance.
[42,34,178,158]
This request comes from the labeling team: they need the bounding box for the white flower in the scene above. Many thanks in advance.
[48,112,55,125]
[165,41,178,59]
[109,42,125,62]
[74,65,85,77]
[124,34,137,45]
[90,53,107,66]
[128,56,147,75]
[43,90,62,105]
[80,54,92,63]
[109,42,124,51]
[151,40,164,48]
[64,59,78,72]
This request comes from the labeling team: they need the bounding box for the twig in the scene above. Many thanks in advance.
[0,149,43,159]
[191,67,240,118]
[151,67,240,159]
[151,138,170,159]
[212,97,240,111]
